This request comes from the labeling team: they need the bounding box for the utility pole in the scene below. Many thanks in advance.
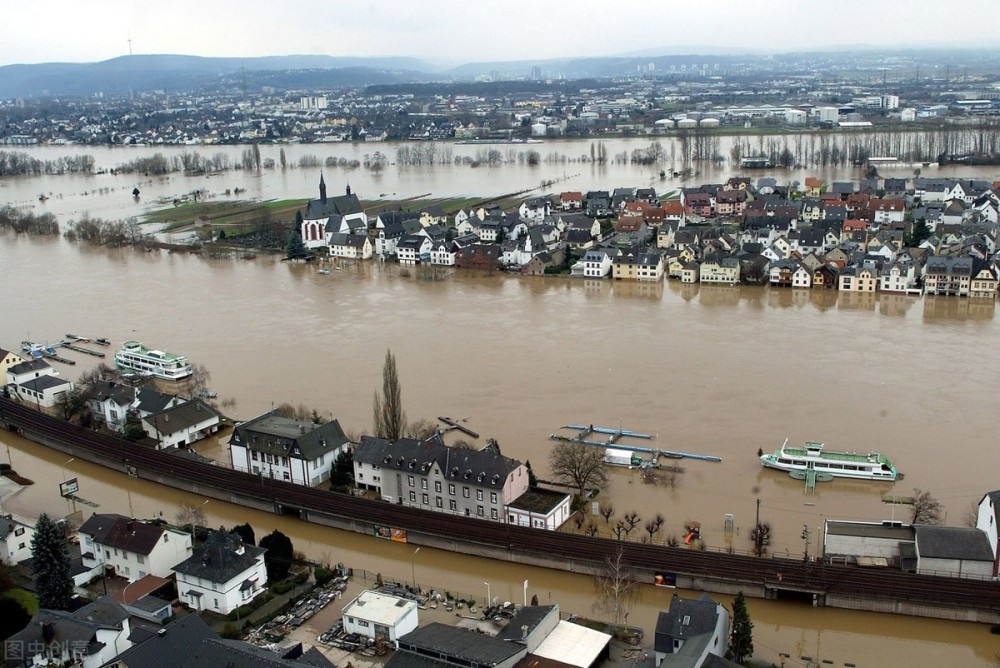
[801,524,811,562]
[127,34,133,56]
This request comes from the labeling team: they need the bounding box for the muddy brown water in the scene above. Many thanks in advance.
[2,233,1000,665]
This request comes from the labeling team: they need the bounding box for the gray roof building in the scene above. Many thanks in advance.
[172,528,265,584]
[230,412,349,461]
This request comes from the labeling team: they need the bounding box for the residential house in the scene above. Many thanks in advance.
[715,189,748,217]
[654,593,731,668]
[6,596,131,668]
[559,191,583,210]
[300,176,366,250]
[976,491,1000,575]
[0,347,24,379]
[679,261,700,284]
[612,251,665,281]
[800,198,823,223]
[812,263,840,289]
[791,264,813,288]
[142,399,221,449]
[657,223,677,250]
[6,359,73,409]
[519,198,552,222]
[768,259,798,287]
[841,219,869,241]
[87,380,136,431]
[804,177,824,197]
[429,239,457,266]
[871,199,906,224]
[172,528,267,615]
[879,262,918,293]
[229,411,351,486]
[352,436,529,523]
[683,192,713,217]
[839,265,878,292]
[78,513,192,583]
[374,222,405,258]
[699,258,740,284]
[970,260,999,298]
[662,200,687,227]
[923,256,973,296]
[395,234,433,264]
[395,622,527,668]
[455,244,501,270]
[328,232,373,260]
[583,248,615,278]
[0,514,33,564]
[342,590,419,642]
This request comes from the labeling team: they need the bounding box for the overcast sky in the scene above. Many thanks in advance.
[3,0,997,67]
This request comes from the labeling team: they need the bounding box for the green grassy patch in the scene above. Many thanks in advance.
[4,588,39,615]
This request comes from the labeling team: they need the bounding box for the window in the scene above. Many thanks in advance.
[408,475,414,487]
[448,484,455,495]
[491,508,498,520]
[251,452,258,461]
[435,497,443,508]
[463,487,470,498]
[422,493,429,505]
[477,506,484,517]
[137,555,145,564]
[214,598,219,609]
[476,490,484,501]
[409,491,416,502]
[435,481,442,493]
[490,492,497,504]
[449,500,457,511]
[421,479,428,490]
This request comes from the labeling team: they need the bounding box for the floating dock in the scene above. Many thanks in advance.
[437,417,479,439]
[60,341,106,357]
[46,353,76,366]
[550,423,721,463]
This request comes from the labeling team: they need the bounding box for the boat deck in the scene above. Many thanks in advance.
[781,447,891,465]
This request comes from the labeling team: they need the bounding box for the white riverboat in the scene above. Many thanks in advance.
[114,340,192,380]
[759,439,899,481]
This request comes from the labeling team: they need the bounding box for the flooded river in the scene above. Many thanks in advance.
[2,232,1000,665]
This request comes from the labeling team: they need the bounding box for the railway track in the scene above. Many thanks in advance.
[3,397,999,613]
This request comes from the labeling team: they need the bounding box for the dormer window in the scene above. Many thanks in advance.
[408,460,416,469]
[477,473,485,483]
[383,455,392,464]
[464,469,472,480]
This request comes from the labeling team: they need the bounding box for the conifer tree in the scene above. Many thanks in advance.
[31,514,74,611]
[728,591,754,665]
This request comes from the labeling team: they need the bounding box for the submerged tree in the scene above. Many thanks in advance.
[911,489,943,525]
[728,591,754,665]
[259,529,294,581]
[31,514,74,610]
[593,546,640,627]
[373,349,407,441]
[549,440,610,500]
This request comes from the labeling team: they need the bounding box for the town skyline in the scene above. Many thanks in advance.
[4,0,1000,68]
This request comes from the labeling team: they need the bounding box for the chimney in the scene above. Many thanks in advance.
[521,625,528,640]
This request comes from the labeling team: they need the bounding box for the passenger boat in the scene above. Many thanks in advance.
[759,439,898,481]
[113,340,193,380]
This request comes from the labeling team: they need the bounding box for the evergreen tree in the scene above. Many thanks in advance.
[525,460,538,488]
[259,529,294,581]
[728,591,754,665]
[31,513,74,611]
[286,230,306,259]
[231,522,255,546]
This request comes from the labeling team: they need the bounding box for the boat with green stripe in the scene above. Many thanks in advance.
[760,438,898,481]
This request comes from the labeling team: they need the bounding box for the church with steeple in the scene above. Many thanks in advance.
[299,174,367,250]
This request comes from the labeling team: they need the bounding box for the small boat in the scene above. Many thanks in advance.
[93,338,111,346]
[317,269,331,275]
[65,334,91,342]
[760,438,898,481]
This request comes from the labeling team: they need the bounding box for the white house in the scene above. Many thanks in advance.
[78,513,192,583]
[0,514,33,564]
[230,411,351,486]
[429,240,457,266]
[0,347,24,380]
[396,234,433,264]
[6,597,132,668]
[505,488,573,530]
[88,381,136,431]
[519,198,552,223]
[328,232,373,259]
[653,593,730,668]
[583,249,614,278]
[142,399,222,449]
[342,590,419,642]
[7,359,74,409]
[172,528,267,615]
[879,263,917,293]
[791,264,813,288]
[976,490,1000,576]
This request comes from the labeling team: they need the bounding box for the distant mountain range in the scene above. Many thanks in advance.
[2,48,999,98]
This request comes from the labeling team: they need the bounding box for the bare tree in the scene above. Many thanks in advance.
[593,547,640,627]
[404,418,438,441]
[643,520,659,541]
[549,441,611,500]
[962,499,981,528]
[176,501,208,538]
[911,489,943,525]
[612,521,629,541]
[585,523,599,538]
[599,503,616,524]
[750,522,771,557]
[622,511,641,537]
[373,349,407,440]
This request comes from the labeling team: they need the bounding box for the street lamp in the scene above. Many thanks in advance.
[484,581,491,607]
[411,547,420,589]
[61,457,75,480]
[523,579,529,607]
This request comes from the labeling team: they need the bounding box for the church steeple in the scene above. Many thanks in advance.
[319,173,327,204]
